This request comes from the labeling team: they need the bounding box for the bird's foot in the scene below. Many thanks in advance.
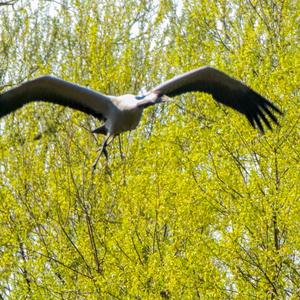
[105,164,112,177]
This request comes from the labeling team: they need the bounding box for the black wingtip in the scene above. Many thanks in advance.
[265,99,283,115]
[246,89,283,133]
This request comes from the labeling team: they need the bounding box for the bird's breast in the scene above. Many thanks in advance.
[107,107,143,135]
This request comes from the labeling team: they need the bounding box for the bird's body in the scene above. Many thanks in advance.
[0,66,282,170]
[105,94,144,135]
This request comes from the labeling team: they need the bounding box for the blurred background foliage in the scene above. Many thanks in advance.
[0,0,299,298]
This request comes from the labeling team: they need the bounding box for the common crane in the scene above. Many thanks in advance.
[0,66,282,170]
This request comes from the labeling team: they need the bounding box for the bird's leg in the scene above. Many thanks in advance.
[118,135,125,160]
[92,134,112,172]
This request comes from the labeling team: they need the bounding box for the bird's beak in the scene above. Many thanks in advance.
[138,93,171,106]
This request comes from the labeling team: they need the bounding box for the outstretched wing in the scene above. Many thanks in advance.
[152,66,282,131]
[0,75,113,120]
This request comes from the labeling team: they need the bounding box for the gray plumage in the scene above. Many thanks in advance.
[0,66,282,169]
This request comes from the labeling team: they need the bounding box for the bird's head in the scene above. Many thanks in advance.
[156,94,170,103]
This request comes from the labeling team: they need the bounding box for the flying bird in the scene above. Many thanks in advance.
[0,66,282,170]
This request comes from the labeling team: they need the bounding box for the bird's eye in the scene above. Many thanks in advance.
[135,95,145,100]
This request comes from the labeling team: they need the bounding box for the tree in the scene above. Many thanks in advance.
[0,0,299,298]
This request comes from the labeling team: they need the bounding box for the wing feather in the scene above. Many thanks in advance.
[152,66,282,131]
[0,76,112,120]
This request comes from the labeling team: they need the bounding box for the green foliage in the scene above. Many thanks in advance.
[0,0,299,299]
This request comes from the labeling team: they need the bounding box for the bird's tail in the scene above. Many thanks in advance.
[92,125,107,135]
